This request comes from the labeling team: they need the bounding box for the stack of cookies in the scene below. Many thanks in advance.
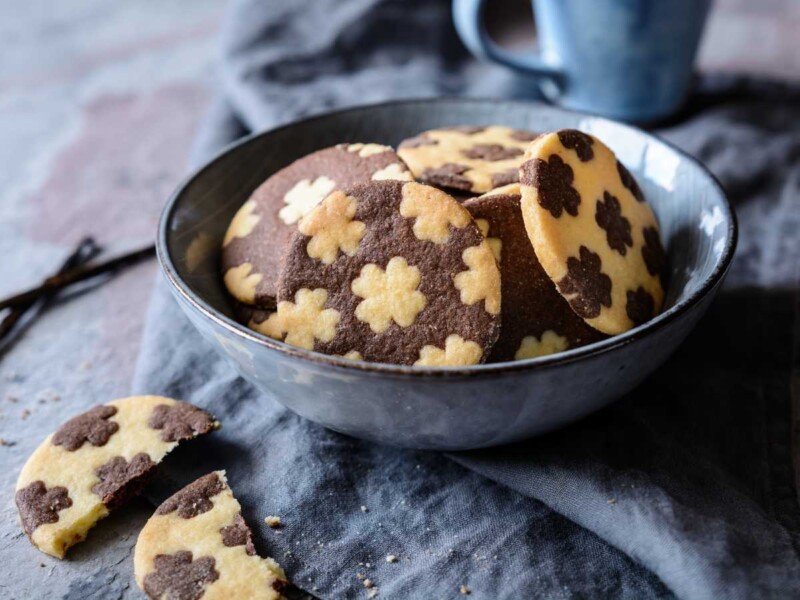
[222,127,666,367]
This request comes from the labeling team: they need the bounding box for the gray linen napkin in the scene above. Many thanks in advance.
[132,1,800,598]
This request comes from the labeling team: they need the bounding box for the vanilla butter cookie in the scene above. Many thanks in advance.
[15,396,219,558]
[464,184,605,361]
[519,130,665,335]
[252,180,501,366]
[398,125,537,194]
[222,144,413,306]
[134,471,288,600]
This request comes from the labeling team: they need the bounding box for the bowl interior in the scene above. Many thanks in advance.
[162,99,734,367]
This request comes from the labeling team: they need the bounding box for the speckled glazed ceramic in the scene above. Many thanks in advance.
[158,99,736,450]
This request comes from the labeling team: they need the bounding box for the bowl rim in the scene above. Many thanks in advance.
[157,97,738,377]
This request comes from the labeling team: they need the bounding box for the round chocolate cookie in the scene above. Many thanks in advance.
[252,180,501,366]
[519,130,666,335]
[222,143,413,306]
[397,125,538,194]
[464,184,605,362]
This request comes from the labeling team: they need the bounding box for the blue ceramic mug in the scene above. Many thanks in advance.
[453,0,712,122]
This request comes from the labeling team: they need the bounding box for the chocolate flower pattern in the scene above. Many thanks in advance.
[16,481,73,536]
[143,551,219,600]
[626,287,655,326]
[616,160,645,202]
[557,246,612,319]
[148,402,217,443]
[92,453,156,508]
[156,472,224,519]
[642,226,666,277]
[52,405,119,451]
[421,163,473,190]
[595,191,633,255]
[220,513,256,556]
[461,144,523,161]
[557,129,594,161]
[524,154,581,218]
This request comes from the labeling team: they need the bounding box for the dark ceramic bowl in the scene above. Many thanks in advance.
[158,99,736,450]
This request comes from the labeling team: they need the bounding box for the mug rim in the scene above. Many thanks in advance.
[157,97,738,377]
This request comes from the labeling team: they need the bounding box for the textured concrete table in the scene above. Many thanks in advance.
[0,0,797,598]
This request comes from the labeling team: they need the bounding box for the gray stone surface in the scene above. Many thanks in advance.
[0,1,222,597]
[0,0,797,598]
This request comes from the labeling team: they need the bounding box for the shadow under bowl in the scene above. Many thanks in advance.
[158,98,737,450]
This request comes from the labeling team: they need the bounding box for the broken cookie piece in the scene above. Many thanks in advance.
[135,471,288,600]
[15,396,219,558]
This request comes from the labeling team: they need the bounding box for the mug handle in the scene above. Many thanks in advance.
[452,0,563,81]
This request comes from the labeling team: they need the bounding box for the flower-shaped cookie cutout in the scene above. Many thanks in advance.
[515,331,569,360]
[557,246,612,319]
[254,288,340,350]
[143,551,219,600]
[279,175,337,225]
[399,181,470,244]
[626,286,655,326]
[223,263,263,305]
[642,226,665,277]
[557,130,594,162]
[595,191,632,256]
[346,143,391,157]
[454,241,501,315]
[371,162,413,181]
[414,334,483,367]
[352,257,427,333]
[223,200,261,247]
[299,191,366,264]
[474,218,502,261]
[526,154,581,219]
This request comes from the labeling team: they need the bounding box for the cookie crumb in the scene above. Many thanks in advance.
[360,505,368,512]
[79,361,92,370]
[21,409,30,420]
[385,554,397,563]
[356,573,366,581]
[460,585,471,595]
[363,578,374,589]
[607,498,617,505]
[265,515,282,528]
[37,389,60,403]
[368,590,379,598]
[0,438,15,447]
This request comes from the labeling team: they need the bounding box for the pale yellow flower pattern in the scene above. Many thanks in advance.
[351,257,427,333]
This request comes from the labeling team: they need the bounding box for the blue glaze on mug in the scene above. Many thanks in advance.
[453,0,712,122]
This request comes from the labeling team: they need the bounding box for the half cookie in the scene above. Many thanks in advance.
[254,180,501,366]
[464,184,605,361]
[222,143,413,306]
[15,396,219,558]
[519,130,666,335]
[398,125,537,194]
[134,471,288,600]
